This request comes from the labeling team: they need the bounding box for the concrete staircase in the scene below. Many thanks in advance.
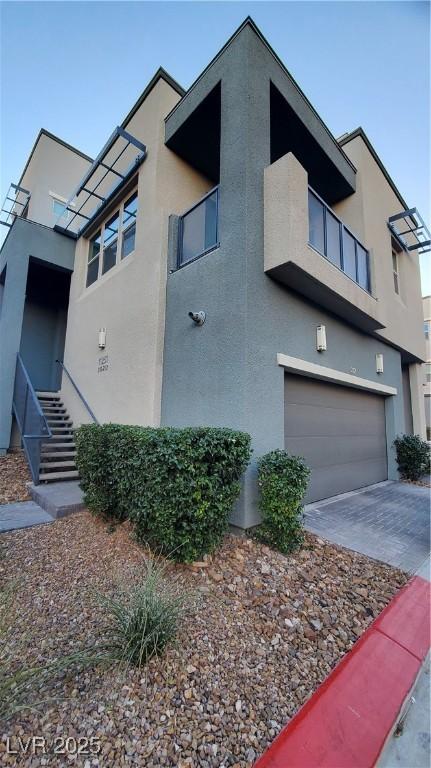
[37,391,79,483]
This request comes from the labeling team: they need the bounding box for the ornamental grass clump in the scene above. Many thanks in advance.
[99,559,193,668]
[256,450,310,554]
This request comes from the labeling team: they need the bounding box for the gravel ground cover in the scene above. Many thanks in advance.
[0,511,407,767]
[0,451,31,504]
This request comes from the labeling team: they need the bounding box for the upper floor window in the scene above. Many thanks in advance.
[426,363,431,383]
[51,196,70,221]
[86,189,138,287]
[424,321,430,340]
[308,189,370,292]
[178,187,219,267]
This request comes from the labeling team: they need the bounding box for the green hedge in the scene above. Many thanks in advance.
[394,434,430,481]
[256,450,310,553]
[75,424,251,562]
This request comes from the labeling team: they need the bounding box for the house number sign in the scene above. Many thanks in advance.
[98,355,109,373]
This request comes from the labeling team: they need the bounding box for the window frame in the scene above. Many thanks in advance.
[424,321,430,340]
[307,187,371,294]
[392,248,400,295]
[85,187,138,288]
[177,186,220,269]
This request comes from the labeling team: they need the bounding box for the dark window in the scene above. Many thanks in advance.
[180,189,218,266]
[308,191,325,254]
[356,244,369,291]
[102,212,119,274]
[325,210,342,268]
[343,230,357,281]
[424,321,430,340]
[87,231,101,287]
[121,192,138,259]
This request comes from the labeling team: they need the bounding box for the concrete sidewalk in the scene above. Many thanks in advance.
[0,501,54,533]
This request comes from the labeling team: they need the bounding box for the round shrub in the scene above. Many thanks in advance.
[75,424,251,562]
[256,450,310,553]
[394,434,430,481]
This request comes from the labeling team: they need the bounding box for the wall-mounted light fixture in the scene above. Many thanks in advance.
[376,353,384,374]
[98,328,107,349]
[316,325,327,352]
[188,311,206,326]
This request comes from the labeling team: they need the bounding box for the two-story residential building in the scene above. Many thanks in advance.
[1,18,428,528]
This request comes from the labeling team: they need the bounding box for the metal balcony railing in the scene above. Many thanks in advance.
[178,186,219,267]
[308,187,371,293]
[12,355,52,484]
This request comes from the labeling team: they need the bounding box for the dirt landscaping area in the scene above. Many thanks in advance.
[0,451,31,504]
[0,511,407,767]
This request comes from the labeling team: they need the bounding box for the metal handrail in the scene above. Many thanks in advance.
[56,360,99,424]
[12,354,52,484]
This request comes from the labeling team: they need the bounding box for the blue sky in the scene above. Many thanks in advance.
[1,1,430,290]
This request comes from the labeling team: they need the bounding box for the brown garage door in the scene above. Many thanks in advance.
[284,374,387,503]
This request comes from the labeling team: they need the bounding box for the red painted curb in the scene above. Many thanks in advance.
[254,576,430,768]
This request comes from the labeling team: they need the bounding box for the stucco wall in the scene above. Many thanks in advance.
[20,133,91,229]
[0,219,75,450]
[161,24,408,528]
[61,77,212,429]
[334,136,425,363]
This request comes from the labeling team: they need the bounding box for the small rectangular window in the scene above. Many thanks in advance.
[102,212,120,274]
[424,321,430,340]
[180,190,218,265]
[308,191,325,255]
[87,231,101,287]
[426,364,431,383]
[52,198,69,220]
[392,250,399,294]
[121,192,138,259]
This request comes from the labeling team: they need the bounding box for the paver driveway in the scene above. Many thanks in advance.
[304,480,430,573]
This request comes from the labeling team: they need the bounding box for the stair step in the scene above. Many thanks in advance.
[42,407,66,413]
[41,451,76,459]
[47,436,75,443]
[37,392,61,400]
[50,425,73,430]
[39,470,79,482]
[45,414,69,420]
[40,461,77,471]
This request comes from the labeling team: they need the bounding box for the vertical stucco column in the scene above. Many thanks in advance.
[0,253,29,451]
[409,363,426,438]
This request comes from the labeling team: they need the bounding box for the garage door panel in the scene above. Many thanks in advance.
[307,459,388,503]
[285,376,384,413]
[286,434,388,470]
[285,404,385,439]
[284,374,388,503]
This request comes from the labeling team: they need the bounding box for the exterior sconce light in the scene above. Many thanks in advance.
[98,328,107,349]
[316,325,327,352]
[376,353,384,374]
[188,311,206,326]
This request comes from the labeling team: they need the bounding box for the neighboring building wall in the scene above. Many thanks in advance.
[61,77,212,428]
[19,131,92,228]
[161,24,406,528]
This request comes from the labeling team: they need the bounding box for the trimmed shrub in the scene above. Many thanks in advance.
[256,450,310,553]
[98,558,192,667]
[75,424,251,562]
[394,434,430,481]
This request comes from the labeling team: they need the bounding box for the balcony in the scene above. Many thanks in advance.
[308,188,370,293]
[177,186,219,268]
[264,152,384,333]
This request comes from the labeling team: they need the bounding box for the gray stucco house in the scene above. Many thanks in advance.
[0,18,428,528]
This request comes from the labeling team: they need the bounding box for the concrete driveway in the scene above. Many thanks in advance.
[304,481,430,573]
